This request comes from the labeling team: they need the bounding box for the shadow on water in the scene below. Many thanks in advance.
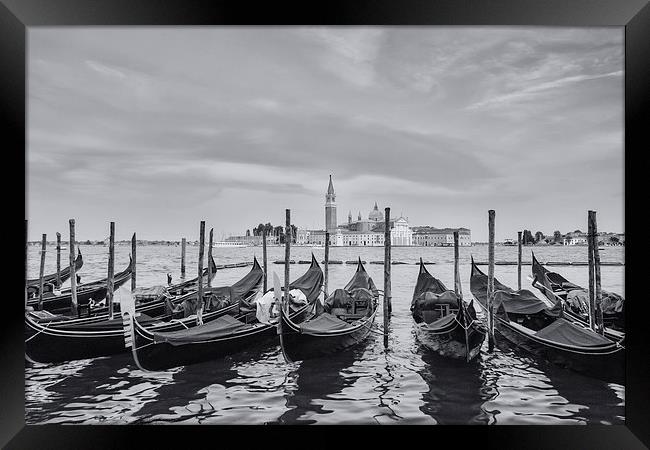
[268,344,364,424]
[416,345,494,425]
[481,339,624,425]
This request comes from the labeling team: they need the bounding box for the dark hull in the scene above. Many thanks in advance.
[131,305,313,371]
[26,252,84,295]
[494,318,625,385]
[531,255,625,333]
[414,319,486,361]
[27,264,132,313]
[25,303,240,364]
[25,316,127,363]
[280,309,377,362]
[471,259,625,384]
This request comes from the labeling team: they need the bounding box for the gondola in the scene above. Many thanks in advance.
[411,258,486,361]
[121,255,324,371]
[531,252,625,332]
[26,249,84,296]
[470,258,624,384]
[278,258,379,362]
[24,256,258,364]
[26,256,133,314]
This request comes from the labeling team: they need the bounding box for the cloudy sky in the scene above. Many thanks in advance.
[27,27,623,241]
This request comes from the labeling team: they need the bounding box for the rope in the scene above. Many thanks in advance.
[25,320,52,343]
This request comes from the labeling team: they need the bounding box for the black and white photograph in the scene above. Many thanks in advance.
[24,25,627,425]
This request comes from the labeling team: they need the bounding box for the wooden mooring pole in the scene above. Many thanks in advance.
[487,210,496,352]
[589,211,604,334]
[196,222,205,325]
[453,231,462,298]
[324,231,330,299]
[262,228,268,292]
[282,209,291,337]
[69,219,78,316]
[181,237,186,278]
[25,220,28,309]
[131,233,137,291]
[383,207,391,348]
[55,232,61,288]
[587,211,596,331]
[38,233,46,311]
[107,222,115,319]
[208,228,214,288]
[517,231,522,291]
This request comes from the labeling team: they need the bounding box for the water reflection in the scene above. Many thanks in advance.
[270,345,364,424]
[416,346,491,424]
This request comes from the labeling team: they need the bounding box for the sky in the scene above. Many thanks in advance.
[27,27,624,242]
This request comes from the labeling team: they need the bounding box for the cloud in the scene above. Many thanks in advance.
[27,27,624,241]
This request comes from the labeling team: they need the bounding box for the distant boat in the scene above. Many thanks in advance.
[213,241,246,248]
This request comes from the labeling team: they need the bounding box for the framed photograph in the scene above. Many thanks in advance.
[3,0,648,447]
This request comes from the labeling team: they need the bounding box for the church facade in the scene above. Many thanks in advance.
[318,176,413,246]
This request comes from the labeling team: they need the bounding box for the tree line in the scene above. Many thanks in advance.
[249,223,298,244]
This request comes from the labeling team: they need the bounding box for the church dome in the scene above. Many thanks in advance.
[368,202,384,222]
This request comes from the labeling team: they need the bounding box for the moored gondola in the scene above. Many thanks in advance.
[278,258,379,362]
[121,256,324,371]
[531,252,625,332]
[411,258,486,361]
[26,249,83,297]
[24,257,262,364]
[26,256,133,314]
[470,258,624,384]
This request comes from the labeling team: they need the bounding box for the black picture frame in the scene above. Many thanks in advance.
[2,0,648,447]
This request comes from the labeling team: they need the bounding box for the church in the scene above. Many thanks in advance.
[312,175,413,246]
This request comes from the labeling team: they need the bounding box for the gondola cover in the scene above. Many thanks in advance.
[493,289,562,316]
[152,315,253,346]
[534,318,615,347]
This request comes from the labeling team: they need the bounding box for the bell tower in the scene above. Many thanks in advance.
[325,175,337,233]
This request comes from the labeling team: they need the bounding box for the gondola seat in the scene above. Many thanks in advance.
[424,313,457,331]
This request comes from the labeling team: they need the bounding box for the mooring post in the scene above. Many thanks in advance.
[384,207,392,314]
[517,231,522,291]
[38,233,46,311]
[487,210,496,352]
[55,232,61,288]
[262,228,268,292]
[593,214,604,335]
[181,237,186,278]
[69,219,78,316]
[131,232,136,291]
[25,220,28,309]
[587,211,596,331]
[324,231,330,299]
[589,211,604,334]
[383,207,391,349]
[208,228,214,288]
[282,209,291,337]
[196,222,205,325]
[454,231,462,298]
[106,222,115,319]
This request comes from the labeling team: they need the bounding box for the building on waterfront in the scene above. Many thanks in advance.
[562,231,588,246]
[225,234,274,246]
[411,227,472,247]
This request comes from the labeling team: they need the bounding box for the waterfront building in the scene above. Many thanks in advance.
[562,231,588,246]
[411,227,472,247]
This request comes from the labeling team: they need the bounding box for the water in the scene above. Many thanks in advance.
[25,244,625,424]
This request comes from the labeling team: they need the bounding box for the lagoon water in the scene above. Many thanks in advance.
[25,244,625,424]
